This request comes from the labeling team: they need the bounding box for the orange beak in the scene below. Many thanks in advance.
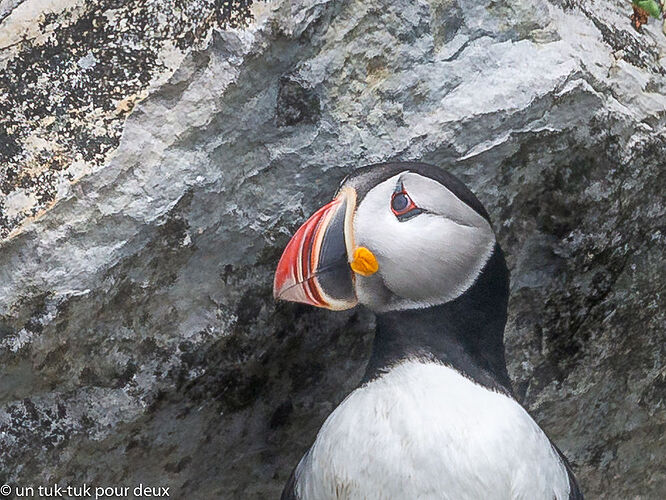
[273,187,358,310]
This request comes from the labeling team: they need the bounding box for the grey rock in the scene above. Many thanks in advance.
[0,0,665,498]
[276,75,322,127]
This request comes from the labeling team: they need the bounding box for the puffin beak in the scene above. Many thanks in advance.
[274,187,358,310]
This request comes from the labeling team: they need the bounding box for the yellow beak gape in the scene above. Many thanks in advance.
[350,247,379,276]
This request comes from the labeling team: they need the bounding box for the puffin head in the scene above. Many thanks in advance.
[273,162,499,314]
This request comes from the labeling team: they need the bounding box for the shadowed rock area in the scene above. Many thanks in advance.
[0,0,665,498]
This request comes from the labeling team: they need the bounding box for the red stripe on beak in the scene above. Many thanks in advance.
[273,187,358,310]
[273,198,342,307]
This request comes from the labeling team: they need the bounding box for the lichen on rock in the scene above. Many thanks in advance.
[0,0,254,239]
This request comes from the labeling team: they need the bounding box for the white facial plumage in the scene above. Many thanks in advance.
[351,172,496,312]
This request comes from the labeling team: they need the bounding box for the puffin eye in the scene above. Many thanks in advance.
[390,187,423,221]
[391,193,410,212]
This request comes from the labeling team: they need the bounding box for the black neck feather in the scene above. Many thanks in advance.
[361,244,513,395]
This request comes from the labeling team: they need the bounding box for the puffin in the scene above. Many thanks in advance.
[273,162,583,500]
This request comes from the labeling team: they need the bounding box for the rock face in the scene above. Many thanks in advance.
[0,0,664,498]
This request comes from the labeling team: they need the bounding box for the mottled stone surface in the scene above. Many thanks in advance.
[0,0,664,498]
[0,0,253,239]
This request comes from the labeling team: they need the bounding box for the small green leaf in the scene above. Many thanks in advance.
[634,0,662,18]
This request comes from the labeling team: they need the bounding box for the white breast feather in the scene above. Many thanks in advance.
[295,361,570,500]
